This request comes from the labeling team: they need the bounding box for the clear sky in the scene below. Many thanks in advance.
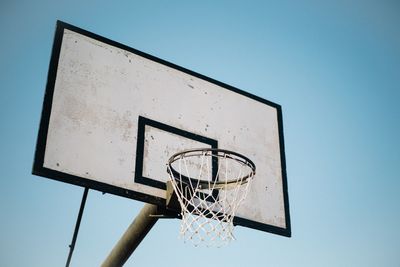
[1,1,399,266]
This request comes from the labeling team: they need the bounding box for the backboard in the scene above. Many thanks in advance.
[33,21,291,237]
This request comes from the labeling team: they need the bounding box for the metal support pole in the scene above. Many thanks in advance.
[101,203,159,267]
[66,187,89,267]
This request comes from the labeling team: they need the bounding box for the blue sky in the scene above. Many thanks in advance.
[1,1,399,266]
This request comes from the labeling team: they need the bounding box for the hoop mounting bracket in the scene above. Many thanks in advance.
[165,180,182,214]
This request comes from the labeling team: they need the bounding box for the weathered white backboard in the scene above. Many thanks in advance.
[33,21,291,237]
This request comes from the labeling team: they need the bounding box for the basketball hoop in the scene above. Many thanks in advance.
[167,148,256,247]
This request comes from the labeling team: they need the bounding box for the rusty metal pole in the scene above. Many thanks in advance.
[101,204,159,267]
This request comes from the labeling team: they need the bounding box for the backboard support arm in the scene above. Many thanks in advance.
[101,203,160,267]
[66,187,89,267]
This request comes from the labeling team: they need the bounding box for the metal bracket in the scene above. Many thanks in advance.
[165,180,182,214]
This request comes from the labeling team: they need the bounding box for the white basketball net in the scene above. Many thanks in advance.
[167,149,255,247]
